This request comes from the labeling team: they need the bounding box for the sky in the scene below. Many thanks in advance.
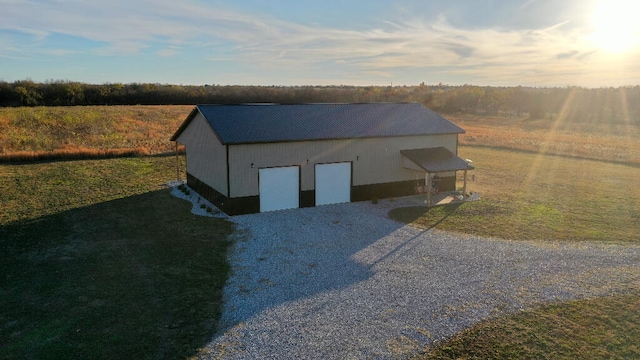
[2,0,640,87]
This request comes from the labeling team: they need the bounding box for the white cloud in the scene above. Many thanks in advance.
[1,0,640,86]
[42,48,78,56]
[156,46,181,57]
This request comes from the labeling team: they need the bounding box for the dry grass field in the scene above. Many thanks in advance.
[451,114,640,166]
[2,105,639,166]
[0,105,191,161]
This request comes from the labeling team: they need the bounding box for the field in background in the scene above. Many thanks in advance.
[0,105,191,161]
[451,114,640,166]
[1,105,639,166]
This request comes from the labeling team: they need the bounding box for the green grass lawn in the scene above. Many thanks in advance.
[417,292,640,359]
[2,146,639,359]
[0,156,233,359]
[390,146,640,243]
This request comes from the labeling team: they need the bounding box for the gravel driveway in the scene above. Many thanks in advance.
[195,197,640,359]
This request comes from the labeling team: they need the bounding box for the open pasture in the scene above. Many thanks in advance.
[452,114,640,166]
[1,105,639,166]
[0,105,191,161]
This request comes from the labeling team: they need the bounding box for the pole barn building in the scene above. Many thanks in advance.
[170,103,474,215]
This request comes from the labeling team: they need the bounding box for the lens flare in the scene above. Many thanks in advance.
[591,0,640,53]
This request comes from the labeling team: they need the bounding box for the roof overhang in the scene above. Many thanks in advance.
[401,147,474,173]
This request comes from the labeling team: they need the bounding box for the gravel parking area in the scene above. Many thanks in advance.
[195,197,640,359]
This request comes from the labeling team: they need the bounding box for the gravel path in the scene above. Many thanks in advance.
[189,195,640,360]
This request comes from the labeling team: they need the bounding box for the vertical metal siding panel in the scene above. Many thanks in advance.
[229,142,310,197]
[230,140,361,197]
[227,134,458,197]
[350,134,458,185]
[175,113,228,196]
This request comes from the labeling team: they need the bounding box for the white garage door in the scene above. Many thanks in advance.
[315,162,351,206]
[259,166,299,212]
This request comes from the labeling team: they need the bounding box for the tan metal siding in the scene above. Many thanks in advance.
[175,113,228,196]
[228,134,457,197]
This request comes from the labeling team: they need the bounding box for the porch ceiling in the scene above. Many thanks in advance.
[400,147,474,173]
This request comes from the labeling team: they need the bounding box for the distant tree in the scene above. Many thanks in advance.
[14,80,42,106]
[0,81,20,106]
[1,79,640,128]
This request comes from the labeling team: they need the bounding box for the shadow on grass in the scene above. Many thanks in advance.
[388,203,463,230]
[0,189,233,360]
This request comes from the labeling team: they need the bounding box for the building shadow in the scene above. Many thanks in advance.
[387,202,463,230]
[0,189,232,360]
[1,189,464,359]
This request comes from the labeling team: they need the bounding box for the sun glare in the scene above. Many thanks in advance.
[591,0,640,53]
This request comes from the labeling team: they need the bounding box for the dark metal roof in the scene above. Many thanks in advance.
[401,147,474,172]
[171,103,465,144]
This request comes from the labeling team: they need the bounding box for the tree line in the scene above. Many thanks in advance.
[1,80,639,124]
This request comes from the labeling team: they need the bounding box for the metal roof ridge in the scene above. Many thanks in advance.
[196,102,422,106]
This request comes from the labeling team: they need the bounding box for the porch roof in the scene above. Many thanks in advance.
[400,147,474,173]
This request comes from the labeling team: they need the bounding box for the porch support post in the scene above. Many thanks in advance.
[463,170,468,194]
